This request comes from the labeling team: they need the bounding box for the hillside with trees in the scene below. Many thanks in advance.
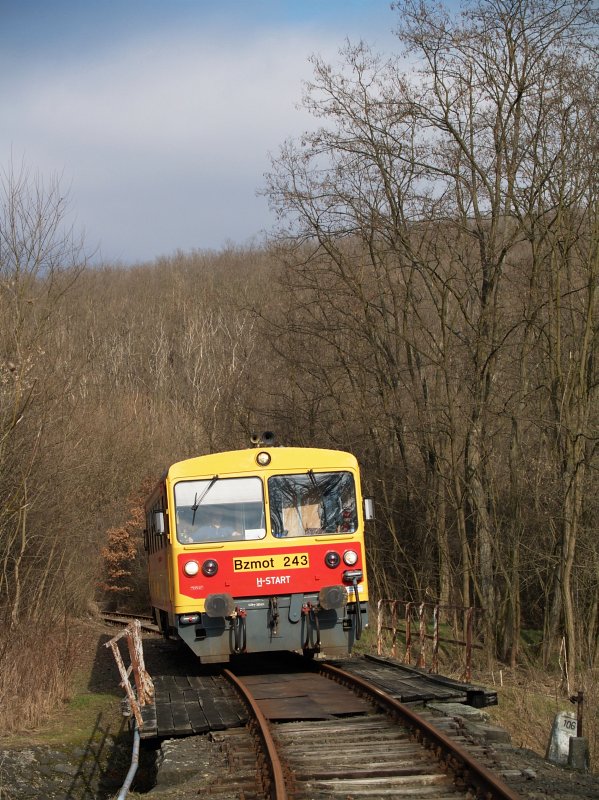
[0,0,597,739]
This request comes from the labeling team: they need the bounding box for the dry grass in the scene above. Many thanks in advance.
[464,661,598,773]
[0,620,77,734]
[367,628,598,774]
[482,666,568,747]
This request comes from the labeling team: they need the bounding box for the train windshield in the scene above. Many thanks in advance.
[174,477,265,543]
[268,471,357,538]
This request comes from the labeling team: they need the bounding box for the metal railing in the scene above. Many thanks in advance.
[105,618,154,729]
[376,600,484,681]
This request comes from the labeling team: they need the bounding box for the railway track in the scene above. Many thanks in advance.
[101,621,520,797]
[222,661,521,800]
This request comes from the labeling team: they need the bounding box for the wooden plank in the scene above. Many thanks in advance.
[156,675,179,690]
[246,684,309,700]
[155,702,174,736]
[312,696,370,715]
[212,696,246,728]
[200,697,226,730]
[187,675,215,690]
[184,699,211,734]
[219,684,245,700]
[258,696,334,720]
[170,700,192,734]
[344,664,461,703]
[152,684,172,702]
[139,703,158,738]
[242,672,314,686]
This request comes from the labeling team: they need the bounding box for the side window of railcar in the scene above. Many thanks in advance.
[146,498,167,553]
[174,477,265,543]
[146,508,155,554]
[268,471,357,537]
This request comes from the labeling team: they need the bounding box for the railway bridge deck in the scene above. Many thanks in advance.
[139,653,497,739]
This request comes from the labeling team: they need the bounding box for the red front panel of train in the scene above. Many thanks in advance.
[177,543,364,599]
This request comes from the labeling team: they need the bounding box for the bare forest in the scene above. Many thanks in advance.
[0,0,597,733]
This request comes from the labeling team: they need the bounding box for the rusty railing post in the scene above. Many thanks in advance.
[404,602,412,664]
[390,600,397,658]
[417,602,426,668]
[569,690,584,737]
[375,599,482,678]
[431,604,439,674]
[464,607,473,682]
[377,598,384,656]
[105,620,155,730]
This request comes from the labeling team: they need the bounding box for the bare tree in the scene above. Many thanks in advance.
[263,0,598,670]
[0,161,86,628]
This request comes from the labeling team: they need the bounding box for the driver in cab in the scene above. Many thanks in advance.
[180,507,242,542]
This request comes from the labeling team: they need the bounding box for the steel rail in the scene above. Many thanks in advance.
[223,669,288,800]
[319,662,521,800]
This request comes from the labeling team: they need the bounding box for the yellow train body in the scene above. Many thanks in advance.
[145,446,369,662]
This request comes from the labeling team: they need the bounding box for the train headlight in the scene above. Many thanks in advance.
[183,560,199,576]
[256,451,271,466]
[343,549,359,566]
[324,551,340,568]
[202,559,219,577]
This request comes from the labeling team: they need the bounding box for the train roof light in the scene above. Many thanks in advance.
[256,451,271,466]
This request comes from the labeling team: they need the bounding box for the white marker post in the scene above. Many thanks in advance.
[546,711,589,771]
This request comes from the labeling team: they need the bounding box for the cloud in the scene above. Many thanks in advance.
[0,15,393,261]
[10,30,319,150]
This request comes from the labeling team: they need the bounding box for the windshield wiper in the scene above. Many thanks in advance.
[307,470,328,530]
[191,475,218,524]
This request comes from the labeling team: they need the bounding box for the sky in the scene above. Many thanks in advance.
[0,1,400,264]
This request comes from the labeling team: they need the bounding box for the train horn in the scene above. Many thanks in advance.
[250,431,277,447]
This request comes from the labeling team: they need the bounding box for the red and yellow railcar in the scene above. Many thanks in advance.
[145,439,370,663]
